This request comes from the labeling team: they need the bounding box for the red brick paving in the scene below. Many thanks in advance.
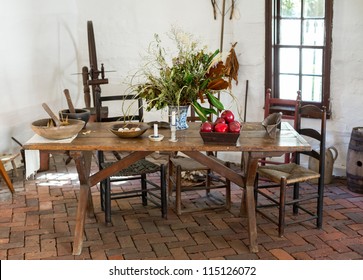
[0,153,362,260]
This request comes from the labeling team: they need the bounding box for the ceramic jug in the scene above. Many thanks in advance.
[308,146,338,184]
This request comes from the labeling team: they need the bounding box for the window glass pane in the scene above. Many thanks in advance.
[281,0,301,17]
[279,74,299,99]
[303,19,325,46]
[303,0,325,18]
[302,48,322,75]
[280,48,300,74]
[302,76,322,102]
[280,19,301,45]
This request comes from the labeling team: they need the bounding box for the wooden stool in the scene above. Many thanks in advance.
[0,154,18,193]
[1,153,20,177]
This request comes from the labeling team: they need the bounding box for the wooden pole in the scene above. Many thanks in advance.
[220,0,226,52]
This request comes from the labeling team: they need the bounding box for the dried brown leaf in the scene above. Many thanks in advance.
[225,42,239,88]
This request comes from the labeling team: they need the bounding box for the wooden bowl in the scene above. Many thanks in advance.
[109,123,149,138]
[31,118,85,140]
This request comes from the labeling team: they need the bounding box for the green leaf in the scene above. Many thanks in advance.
[192,101,208,122]
[206,92,224,111]
[207,49,220,65]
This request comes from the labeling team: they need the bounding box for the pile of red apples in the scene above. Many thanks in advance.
[200,110,241,133]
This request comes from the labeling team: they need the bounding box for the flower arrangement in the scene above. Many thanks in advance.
[134,27,238,122]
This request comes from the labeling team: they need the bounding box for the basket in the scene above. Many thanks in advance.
[200,132,240,145]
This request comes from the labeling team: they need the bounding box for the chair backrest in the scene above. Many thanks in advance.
[296,104,327,180]
[264,88,301,128]
[95,93,144,123]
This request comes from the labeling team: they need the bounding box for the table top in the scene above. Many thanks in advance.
[24,121,311,153]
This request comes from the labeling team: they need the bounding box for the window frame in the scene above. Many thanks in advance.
[265,0,333,116]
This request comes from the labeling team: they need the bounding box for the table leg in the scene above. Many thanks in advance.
[242,154,259,253]
[182,151,259,253]
[71,151,93,255]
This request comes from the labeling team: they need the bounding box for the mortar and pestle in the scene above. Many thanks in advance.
[59,89,90,128]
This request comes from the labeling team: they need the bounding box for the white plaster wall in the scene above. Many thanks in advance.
[1,0,362,174]
[328,0,363,175]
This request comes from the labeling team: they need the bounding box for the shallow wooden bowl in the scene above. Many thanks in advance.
[31,118,85,140]
[109,123,150,138]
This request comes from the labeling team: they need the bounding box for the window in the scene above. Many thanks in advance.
[265,0,333,114]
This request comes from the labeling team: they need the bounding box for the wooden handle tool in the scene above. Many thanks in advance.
[63,89,76,113]
[42,103,61,127]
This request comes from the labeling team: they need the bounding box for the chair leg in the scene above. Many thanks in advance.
[284,153,290,163]
[175,165,182,215]
[100,180,105,211]
[225,161,231,209]
[168,160,173,197]
[105,178,112,224]
[317,178,324,228]
[10,159,18,177]
[206,169,211,196]
[293,182,299,215]
[141,173,147,206]
[278,177,287,237]
[160,164,167,218]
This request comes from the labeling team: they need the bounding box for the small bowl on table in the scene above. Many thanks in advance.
[31,118,85,140]
[59,109,90,128]
[109,123,150,138]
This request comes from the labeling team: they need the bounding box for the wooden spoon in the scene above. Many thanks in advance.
[42,103,61,127]
[63,89,76,113]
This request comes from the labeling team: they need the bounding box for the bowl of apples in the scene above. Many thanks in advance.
[199,110,241,145]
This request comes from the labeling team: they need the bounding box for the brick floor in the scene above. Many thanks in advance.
[0,153,362,260]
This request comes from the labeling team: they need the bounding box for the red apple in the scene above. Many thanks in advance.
[214,117,226,124]
[200,121,213,132]
[214,123,228,133]
[221,110,235,123]
[228,120,241,133]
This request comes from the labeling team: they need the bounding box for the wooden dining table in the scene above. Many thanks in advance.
[23,121,311,255]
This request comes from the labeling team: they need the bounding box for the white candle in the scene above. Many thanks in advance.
[153,123,158,137]
[171,111,176,126]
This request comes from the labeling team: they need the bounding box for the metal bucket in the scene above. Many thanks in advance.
[309,146,338,184]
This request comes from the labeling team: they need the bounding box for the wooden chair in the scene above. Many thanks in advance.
[84,21,167,223]
[168,107,231,215]
[0,153,20,178]
[261,88,301,165]
[264,88,301,124]
[96,93,168,223]
[255,104,327,237]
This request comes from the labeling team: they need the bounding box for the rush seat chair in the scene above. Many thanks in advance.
[255,104,327,237]
[168,108,231,215]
